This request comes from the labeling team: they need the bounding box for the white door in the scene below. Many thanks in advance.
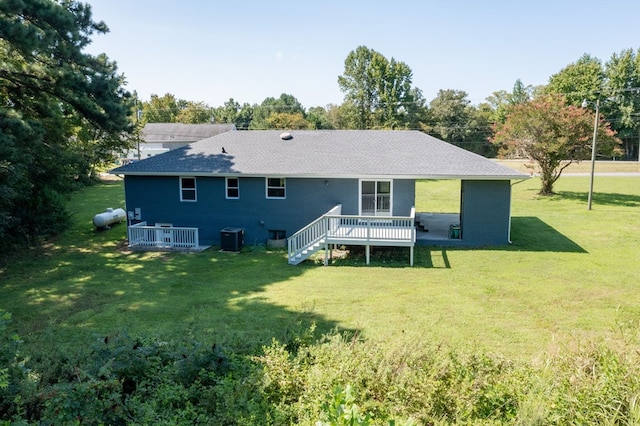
[360,180,392,216]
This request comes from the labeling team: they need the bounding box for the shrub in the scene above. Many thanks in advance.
[3,324,640,424]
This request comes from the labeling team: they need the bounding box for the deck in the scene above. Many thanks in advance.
[325,219,415,246]
[127,222,210,252]
[288,205,416,266]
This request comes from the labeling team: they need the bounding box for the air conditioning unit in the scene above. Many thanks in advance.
[220,227,244,251]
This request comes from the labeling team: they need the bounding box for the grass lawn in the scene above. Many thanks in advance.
[1,173,639,363]
[496,158,640,174]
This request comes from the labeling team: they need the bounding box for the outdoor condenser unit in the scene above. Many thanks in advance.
[220,227,244,252]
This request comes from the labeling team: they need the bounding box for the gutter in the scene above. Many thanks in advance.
[108,171,531,181]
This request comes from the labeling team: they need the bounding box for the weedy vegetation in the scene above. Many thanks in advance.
[1,173,639,424]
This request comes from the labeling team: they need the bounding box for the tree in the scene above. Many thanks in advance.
[0,0,132,251]
[250,94,305,129]
[426,89,470,141]
[545,54,604,106]
[142,93,181,123]
[544,50,640,160]
[425,90,494,155]
[306,106,334,129]
[176,101,213,124]
[338,46,425,129]
[484,79,534,124]
[214,98,241,124]
[235,103,254,130]
[264,112,309,129]
[325,103,351,130]
[603,48,640,160]
[493,95,620,195]
[212,98,254,129]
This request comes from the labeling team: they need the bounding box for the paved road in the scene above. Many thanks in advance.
[561,172,640,177]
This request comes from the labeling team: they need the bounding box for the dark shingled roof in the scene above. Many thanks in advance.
[141,123,236,142]
[111,130,529,180]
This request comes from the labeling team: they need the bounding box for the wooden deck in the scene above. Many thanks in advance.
[326,222,415,246]
[288,205,416,266]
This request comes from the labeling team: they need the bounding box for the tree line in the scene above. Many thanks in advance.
[139,47,640,164]
[1,1,639,253]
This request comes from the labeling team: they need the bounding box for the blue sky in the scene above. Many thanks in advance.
[85,0,640,108]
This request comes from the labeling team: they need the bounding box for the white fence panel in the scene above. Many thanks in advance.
[127,224,199,249]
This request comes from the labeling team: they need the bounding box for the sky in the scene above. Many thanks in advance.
[84,0,640,109]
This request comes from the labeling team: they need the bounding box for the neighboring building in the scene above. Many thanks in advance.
[110,130,529,264]
[121,123,236,163]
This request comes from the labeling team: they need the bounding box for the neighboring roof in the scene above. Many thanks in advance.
[141,123,236,142]
[111,130,529,180]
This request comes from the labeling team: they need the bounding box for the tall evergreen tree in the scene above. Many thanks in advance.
[0,0,132,251]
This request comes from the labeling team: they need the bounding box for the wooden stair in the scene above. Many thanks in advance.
[288,239,325,265]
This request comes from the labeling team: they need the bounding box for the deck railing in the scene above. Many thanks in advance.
[128,222,199,249]
[288,205,342,260]
[288,205,415,264]
[325,208,415,243]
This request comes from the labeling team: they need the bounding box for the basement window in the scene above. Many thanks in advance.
[180,177,197,201]
[268,230,286,240]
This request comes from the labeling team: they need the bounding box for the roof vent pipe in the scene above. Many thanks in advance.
[280,132,293,140]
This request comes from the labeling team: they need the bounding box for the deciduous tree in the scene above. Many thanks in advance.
[493,95,620,195]
[264,112,309,130]
[545,54,604,106]
[338,46,425,129]
[176,101,213,124]
[250,94,305,129]
[603,48,640,160]
[142,93,181,123]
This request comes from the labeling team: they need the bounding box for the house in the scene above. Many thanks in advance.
[110,130,529,265]
[121,122,236,163]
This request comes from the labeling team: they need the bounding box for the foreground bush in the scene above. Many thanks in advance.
[1,317,639,424]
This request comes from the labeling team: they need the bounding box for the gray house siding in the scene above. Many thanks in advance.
[392,180,415,216]
[123,176,416,246]
[460,180,512,245]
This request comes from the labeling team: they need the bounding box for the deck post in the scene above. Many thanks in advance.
[324,242,328,266]
[365,245,370,265]
[410,246,414,266]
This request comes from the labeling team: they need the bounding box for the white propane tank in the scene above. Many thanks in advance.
[93,207,126,228]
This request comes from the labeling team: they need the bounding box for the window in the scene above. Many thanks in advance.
[226,177,239,199]
[268,230,286,240]
[180,177,197,201]
[360,179,392,216]
[266,178,286,198]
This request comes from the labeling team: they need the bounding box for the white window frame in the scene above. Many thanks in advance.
[226,177,239,199]
[180,177,197,202]
[266,177,286,199]
[359,179,393,216]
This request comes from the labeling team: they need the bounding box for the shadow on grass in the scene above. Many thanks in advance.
[1,179,359,355]
[314,246,451,269]
[555,190,640,208]
[316,214,584,268]
[3,244,360,354]
[507,216,586,253]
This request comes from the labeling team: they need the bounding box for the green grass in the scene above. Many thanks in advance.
[1,175,639,362]
[497,159,640,174]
